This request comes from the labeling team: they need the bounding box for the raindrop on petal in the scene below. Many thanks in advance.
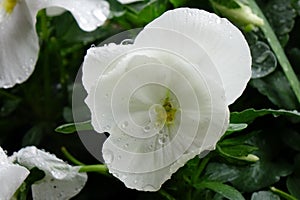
[121,121,128,128]
[143,125,151,132]
[121,39,134,45]
[143,184,156,191]
[103,149,114,164]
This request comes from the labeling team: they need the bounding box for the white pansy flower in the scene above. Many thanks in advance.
[0,146,30,200]
[117,0,144,4]
[0,0,109,88]
[82,8,251,191]
[10,146,87,200]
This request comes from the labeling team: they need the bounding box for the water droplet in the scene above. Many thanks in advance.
[215,18,221,24]
[123,143,129,148]
[134,180,138,184]
[2,83,11,89]
[158,138,166,144]
[120,174,127,179]
[143,125,151,132]
[104,93,109,98]
[117,155,121,160]
[158,129,164,134]
[121,121,128,128]
[121,39,134,45]
[16,77,23,83]
[104,125,111,131]
[103,149,114,164]
[149,144,153,150]
[143,184,156,191]
[29,57,35,64]
[158,135,168,145]
[91,44,96,48]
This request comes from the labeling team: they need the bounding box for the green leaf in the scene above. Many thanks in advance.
[287,176,300,199]
[205,162,240,183]
[211,0,241,9]
[218,144,258,157]
[230,108,300,124]
[169,0,187,7]
[251,191,280,200]
[216,144,259,162]
[287,154,300,199]
[125,0,169,24]
[264,0,296,46]
[248,0,300,104]
[55,120,93,134]
[251,71,299,110]
[225,123,248,135]
[231,160,292,192]
[195,181,245,200]
[292,0,300,15]
[22,124,44,146]
[282,129,300,151]
[0,98,21,117]
[250,41,277,78]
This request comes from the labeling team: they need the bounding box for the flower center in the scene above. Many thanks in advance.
[162,96,177,126]
[2,0,17,13]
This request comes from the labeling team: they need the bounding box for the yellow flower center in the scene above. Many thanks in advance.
[162,97,177,125]
[3,0,17,14]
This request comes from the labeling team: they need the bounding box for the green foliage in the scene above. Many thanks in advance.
[250,41,277,78]
[169,0,187,7]
[230,108,300,124]
[264,0,297,46]
[251,71,300,110]
[251,191,280,200]
[55,120,92,134]
[210,0,241,9]
[195,181,245,200]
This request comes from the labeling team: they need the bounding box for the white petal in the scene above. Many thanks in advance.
[98,47,229,190]
[83,44,133,133]
[0,1,38,88]
[14,146,87,200]
[31,166,86,200]
[82,44,133,92]
[46,7,65,16]
[27,0,110,32]
[138,8,251,105]
[117,0,144,4]
[0,147,30,200]
[0,165,30,200]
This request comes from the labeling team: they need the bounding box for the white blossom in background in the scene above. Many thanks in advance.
[116,0,144,4]
[10,146,87,200]
[0,146,30,200]
[0,0,110,88]
[82,8,251,191]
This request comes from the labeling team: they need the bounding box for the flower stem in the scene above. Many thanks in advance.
[270,186,297,200]
[0,89,20,100]
[79,165,109,176]
[61,146,85,166]
[159,189,176,200]
[247,0,300,104]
